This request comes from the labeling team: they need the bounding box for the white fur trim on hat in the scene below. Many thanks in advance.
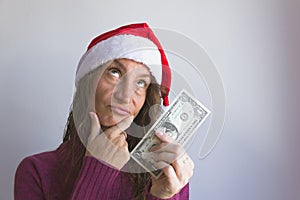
[75,34,162,86]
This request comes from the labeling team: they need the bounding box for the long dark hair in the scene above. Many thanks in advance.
[61,62,162,199]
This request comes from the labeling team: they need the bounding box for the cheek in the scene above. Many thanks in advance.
[95,91,103,106]
[133,95,147,115]
[95,83,113,107]
[95,86,104,103]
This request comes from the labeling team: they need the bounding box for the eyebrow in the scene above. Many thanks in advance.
[113,59,125,69]
[113,59,151,80]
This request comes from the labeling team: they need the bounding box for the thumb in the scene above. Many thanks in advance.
[116,115,134,132]
[103,115,134,138]
[88,112,101,143]
[155,131,177,144]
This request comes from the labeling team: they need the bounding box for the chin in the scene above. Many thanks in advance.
[100,115,126,128]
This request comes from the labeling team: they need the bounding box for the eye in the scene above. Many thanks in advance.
[136,80,147,88]
[108,68,121,78]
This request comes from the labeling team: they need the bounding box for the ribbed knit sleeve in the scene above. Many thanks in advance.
[14,144,190,200]
[70,156,120,199]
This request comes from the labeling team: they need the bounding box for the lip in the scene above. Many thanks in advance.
[110,105,131,116]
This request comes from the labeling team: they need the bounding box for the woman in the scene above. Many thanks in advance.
[15,23,194,200]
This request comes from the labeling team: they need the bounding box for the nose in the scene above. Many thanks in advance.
[113,75,135,104]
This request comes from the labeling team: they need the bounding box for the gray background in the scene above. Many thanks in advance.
[1,0,300,199]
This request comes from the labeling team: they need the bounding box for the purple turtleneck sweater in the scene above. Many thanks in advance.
[14,142,189,199]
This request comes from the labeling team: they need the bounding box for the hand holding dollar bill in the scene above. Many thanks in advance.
[130,89,211,178]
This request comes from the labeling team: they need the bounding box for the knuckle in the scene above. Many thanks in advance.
[121,132,127,140]
[188,168,194,179]
[105,133,114,140]
[114,136,128,148]
[173,145,182,154]
[123,140,128,147]
[191,160,195,169]
[116,138,124,146]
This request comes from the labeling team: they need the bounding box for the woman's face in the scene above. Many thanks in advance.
[95,58,151,128]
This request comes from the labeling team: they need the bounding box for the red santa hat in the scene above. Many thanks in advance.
[75,23,171,106]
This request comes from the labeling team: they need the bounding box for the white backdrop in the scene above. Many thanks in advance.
[1,0,300,199]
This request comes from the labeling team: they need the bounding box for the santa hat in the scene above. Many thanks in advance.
[75,23,171,106]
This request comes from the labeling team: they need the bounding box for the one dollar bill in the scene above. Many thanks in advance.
[130,89,211,178]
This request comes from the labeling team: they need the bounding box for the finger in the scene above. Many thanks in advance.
[111,135,128,149]
[105,115,134,139]
[111,144,130,169]
[151,144,185,165]
[172,154,194,182]
[150,143,183,155]
[149,142,168,152]
[121,132,127,139]
[153,160,170,170]
[162,165,178,180]
[88,112,101,143]
[152,152,178,164]
[155,131,177,144]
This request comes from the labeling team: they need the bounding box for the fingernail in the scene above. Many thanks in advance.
[155,131,164,137]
